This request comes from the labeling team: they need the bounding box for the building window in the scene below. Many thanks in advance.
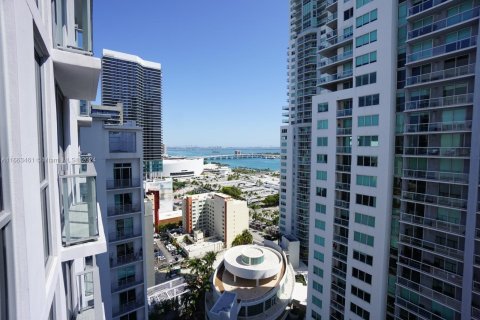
[312,310,322,320]
[119,289,136,309]
[315,219,326,230]
[313,266,324,278]
[356,0,373,9]
[355,212,376,227]
[356,194,376,207]
[316,170,327,181]
[317,119,328,130]
[316,203,326,214]
[317,137,328,146]
[357,156,378,167]
[312,295,323,308]
[316,187,327,197]
[35,51,47,180]
[353,250,373,266]
[354,231,375,247]
[109,131,136,153]
[344,7,354,20]
[351,285,371,303]
[359,94,380,107]
[358,135,379,147]
[41,187,51,264]
[352,267,372,284]
[356,51,377,67]
[356,9,377,28]
[317,154,328,163]
[356,175,377,188]
[314,250,324,262]
[314,235,325,247]
[318,103,328,112]
[358,114,379,127]
[356,72,377,87]
[313,280,323,293]
[351,302,370,319]
[118,265,136,287]
[356,30,377,47]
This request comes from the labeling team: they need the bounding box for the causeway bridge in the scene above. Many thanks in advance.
[203,153,280,160]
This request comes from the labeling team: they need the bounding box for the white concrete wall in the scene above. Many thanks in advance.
[161,157,204,177]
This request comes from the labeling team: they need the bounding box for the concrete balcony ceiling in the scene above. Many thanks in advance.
[52,48,100,100]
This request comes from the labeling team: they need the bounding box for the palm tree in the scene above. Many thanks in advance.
[187,258,203,275]
[202,251,217,273]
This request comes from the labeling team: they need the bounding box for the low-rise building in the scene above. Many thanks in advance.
[183,193,249,249]
[160,157,204,177]
[206,242,295,320]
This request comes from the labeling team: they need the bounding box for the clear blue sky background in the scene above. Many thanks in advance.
[93,1,289,147]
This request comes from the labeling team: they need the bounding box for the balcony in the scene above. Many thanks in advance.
[335,182,350,191]
[59,163,99,246]
[408,7,480,40]
[336,146,352,154]
[336,108,352,117]
[398,234,464,261]
[403,146,470,158]
[402,191,467,209]
[408,0,451,17]
[405,93,474,111]
[400,212,465,235]
[407,36,477,63]
[51,0,100,100]
[406,64,475,87]
[336,164,351,172]
[402,168,469,184]
[336,128,352,135]
[398,256,463,286]
[106,178,141,190]
[319,69,353,86]
[73,267,102,320]
[404,120,472,134]
[107,204,142,217]
[112,295,145,318]
[334,199,350,209]
[319,51,353,70]
[112,277,144,293]
[109,229,142,242]
[319,32,353,53]
[110,252,143,268]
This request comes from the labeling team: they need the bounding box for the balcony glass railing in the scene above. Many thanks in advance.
[107,204,141,217]
[408,7,480,39]
[336,164,351,172]
[75,269,96,316]
[319,69,353,84]
[113,295,144,317]
[336,146,352,154]
[402,191,467,209]
[404,120,472,133]
[59,163,98,246]
[334,199,350,209]
[402,168,469,184]
[79,100,90,116]
[336,108,352,117]
[398,256,463,286]
[407,36,477,62]
[405,93,474,111]
[109,229,142,242]
[403,146,470,157]
[111,252,143,267]
[336,128,352,135]
[319,32,353,50]
[408,0,449,16]
[399,234,464,260]
[319,51,353,67]
[106,178,141,190]
[400,212,465,235]
[406,64,475,86]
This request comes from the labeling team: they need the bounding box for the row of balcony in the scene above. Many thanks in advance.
[404,120,472,134]
[398,255,463,287]
[402,168,469,184]
[405,93,474,111]
[400,212,465,235]
[319,51,353,69]
[406,63,475,86]
[408,7,480,40]
[407,36,477,63]
[398,234,464,261]
[402,190,467,209]
[408,0,450,17]
[403,146,470,158]
[318,32,353,51]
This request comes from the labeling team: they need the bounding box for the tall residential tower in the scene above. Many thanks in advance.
[282,0,480,319]
[101,49,164,173]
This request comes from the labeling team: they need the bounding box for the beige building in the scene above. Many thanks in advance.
[183,193,249,248]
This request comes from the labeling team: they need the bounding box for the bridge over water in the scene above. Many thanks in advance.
[203,153,280,160]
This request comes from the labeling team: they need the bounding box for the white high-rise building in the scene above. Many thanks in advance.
[284,0,480,319]
[0,0,106,319]
[80,114,148,319]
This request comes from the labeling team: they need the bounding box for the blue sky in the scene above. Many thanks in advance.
[93,1,288,147]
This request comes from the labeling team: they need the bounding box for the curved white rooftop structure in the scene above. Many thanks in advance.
[206,242,295,320]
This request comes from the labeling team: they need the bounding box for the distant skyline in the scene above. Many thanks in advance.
[93,1,289,147]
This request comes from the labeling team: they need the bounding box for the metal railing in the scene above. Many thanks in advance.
[405,93,474,111]
[408,7,480,39]
[402,168,469,184]
[399,234,464,260]
[334,199,350,209]
[408,0,450,16]
[407,36,477,63]
[404,146,470,157]
[404,120,472,133]
[406,64,475,86]
[106,178,141,189]
[402,191,467,209]
[400,212,465,235]
[398,255,463,286]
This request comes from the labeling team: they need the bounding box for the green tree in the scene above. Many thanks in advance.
[262,193,279,207]
[220,186,243,200]
[231,229,253,247]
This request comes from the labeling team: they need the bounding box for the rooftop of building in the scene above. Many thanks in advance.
[213,244,285,301]
[103,49,161,70]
